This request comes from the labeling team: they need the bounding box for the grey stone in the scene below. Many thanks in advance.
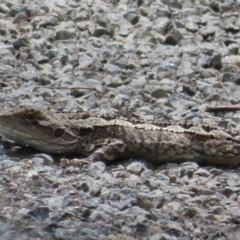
[77,53,95,69]
[148,6,170,20]
[42,14,59,26]
[0,48,12,57]
[83,198,101,208]
[104,63,122,74]
[12,13,28,24]
[152,18,170,35]
[0,219,8,235]
[126,162,145,175]
[0,4,10,14]
[185,22,198,32]
[89,25,109,37]
[71,7,90,22]
[54,228,75,240]
[211,53,222,70]
[18,70,35,81]
[124,11,139,25]
[88,162,106,176]
[9,5,28,17]
[119,27,130,37]
[0,160,17,168]
[112,94,130,109]
[80,227,100,239]
[228,43,239,54]
[165,23,183,45]
[28,207,50,221]
[194,169,210,177]
[197,54,211,68]
[13,37,28,49]
[103,75,123,87]
[56,29,77,40]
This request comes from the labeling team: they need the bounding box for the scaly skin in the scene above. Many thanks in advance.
[0,105,240,166]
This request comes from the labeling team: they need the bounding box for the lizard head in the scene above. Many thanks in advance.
[0,105,78,154]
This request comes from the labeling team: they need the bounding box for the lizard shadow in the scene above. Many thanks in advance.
[2,144,240,177]
[1,144,154,168]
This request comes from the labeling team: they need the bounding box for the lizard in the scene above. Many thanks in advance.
[0,104,240,166]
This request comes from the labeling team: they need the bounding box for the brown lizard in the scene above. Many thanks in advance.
[0,104,240,166]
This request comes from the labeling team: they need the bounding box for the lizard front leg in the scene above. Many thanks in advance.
[60,139,126,167]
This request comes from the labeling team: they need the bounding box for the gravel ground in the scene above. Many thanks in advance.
[1,0,240,239]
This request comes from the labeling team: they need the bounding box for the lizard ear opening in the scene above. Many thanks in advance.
[54,128,65,138]
[25,114,37,123]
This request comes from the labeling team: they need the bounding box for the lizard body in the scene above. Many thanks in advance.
[0,105,239,166]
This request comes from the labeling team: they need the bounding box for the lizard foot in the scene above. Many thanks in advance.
[60,158,91,168]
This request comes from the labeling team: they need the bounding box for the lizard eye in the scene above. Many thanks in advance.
[25,114,37,123]
[54,128,65,138]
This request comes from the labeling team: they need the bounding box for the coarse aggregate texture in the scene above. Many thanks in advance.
[1,0,240,239]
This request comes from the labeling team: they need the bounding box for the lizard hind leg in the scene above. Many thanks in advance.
[86,139,126,162]
[60,139,126,167]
